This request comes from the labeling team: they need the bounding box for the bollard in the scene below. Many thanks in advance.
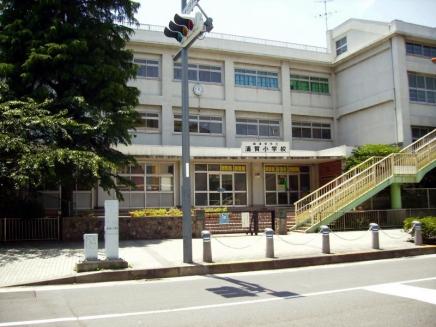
[265,228,274,258]
[319,225,330,254]
[412,221,423,246]
[201,230,212,263]
[369,223,380,249]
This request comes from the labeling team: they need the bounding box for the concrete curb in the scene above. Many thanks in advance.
[11,246,436,287]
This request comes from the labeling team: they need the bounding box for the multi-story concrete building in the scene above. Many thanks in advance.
[69,18,436,211]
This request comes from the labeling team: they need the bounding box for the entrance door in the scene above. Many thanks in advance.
[288,174,299,204]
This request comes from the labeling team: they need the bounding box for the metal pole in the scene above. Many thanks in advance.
[181,0,192,263]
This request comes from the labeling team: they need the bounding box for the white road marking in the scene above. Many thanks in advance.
[364,283,436,305]
[0,276,435,326]
[2,254,435,293]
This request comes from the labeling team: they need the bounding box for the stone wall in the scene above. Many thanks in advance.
[62,216,204,242]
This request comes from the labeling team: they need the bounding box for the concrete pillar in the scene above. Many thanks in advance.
[390,183,402,209]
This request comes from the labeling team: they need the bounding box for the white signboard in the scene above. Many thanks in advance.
[241,141,289,155]
[182,0,199,14]
[241,212,250,228]
[105,200,119,260]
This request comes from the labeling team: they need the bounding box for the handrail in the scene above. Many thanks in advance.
[295,156,382,209]
[293,129,435,230]
[400,129,436,154]
[130,23,328,53]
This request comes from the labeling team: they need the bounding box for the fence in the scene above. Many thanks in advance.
[203,210,295,234]
[328,208,436,231]
[0,217,60,242]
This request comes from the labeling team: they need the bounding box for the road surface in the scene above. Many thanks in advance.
[1,255,435,326]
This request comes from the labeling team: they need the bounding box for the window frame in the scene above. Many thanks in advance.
[118,163,175,208]
[134,111,160,133]
[194,164,248,207]
[234,68,279,90]
[174,63,223,84]
[292,121,332,140]
[335,37,347,56]
[406,42,436,58]
[173,113,224,135]
[408,72,436,105]
[134,58,160,79]
[263,165,310,206]
[290,74,330,94]
[411,126,434,142]
[236,118,281,138]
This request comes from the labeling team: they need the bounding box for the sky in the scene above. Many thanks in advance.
[135,0,436,48]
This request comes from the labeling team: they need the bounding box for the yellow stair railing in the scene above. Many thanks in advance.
[294,129,436,232]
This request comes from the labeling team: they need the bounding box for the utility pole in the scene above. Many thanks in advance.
[164,0,213,263]
[180,0,191,264]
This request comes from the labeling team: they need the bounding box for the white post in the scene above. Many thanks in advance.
[105,200,119,260]
[84,233,98,261]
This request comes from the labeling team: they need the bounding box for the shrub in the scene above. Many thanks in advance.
[345,144,400,171]
[129,207,229,218]
[404,216,436,243]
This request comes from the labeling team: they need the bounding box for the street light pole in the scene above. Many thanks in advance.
[180,0,192,263]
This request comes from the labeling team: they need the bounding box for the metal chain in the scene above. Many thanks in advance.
[211,236,256,250]
[379,228,408,240]
[331,230,369,241]
[276,234,319,246]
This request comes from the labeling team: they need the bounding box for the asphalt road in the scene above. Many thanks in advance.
[1,255,436,327]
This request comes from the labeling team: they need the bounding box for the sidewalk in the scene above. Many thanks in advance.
[0,229,430,287]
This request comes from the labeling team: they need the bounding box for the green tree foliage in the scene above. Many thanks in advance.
[345,144,400,171]
[0,0,141,213]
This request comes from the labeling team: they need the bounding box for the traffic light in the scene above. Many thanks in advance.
[164,12,204,48]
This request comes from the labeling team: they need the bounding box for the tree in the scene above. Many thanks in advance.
[345,144,400,171]
[0,0,141,215]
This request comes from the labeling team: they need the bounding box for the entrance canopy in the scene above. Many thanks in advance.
[115,144,353,161]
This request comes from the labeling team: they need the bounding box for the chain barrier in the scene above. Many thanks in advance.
[379,228,408,240]
[211,236,256,250]
[331,229,370,241]
[276,233,319,246]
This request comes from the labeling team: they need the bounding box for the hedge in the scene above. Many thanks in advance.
[404,216,436,243]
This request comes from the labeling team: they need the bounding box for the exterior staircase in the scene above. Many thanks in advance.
[293,129,436,233]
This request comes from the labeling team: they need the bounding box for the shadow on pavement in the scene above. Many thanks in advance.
[206,275,299,299]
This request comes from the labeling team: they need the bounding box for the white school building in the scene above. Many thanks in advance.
[47,18,436,212]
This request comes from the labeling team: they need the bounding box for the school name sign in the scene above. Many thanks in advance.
[241,141,289,155]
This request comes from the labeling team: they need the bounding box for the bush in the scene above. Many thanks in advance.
[404,216,436,243]
[345,144,400,171]
[129,207,229,218]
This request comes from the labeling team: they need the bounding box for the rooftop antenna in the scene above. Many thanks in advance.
[315,0,337,32]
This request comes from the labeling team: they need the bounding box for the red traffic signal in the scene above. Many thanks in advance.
[163,12,204,48]
[174,14,194,31]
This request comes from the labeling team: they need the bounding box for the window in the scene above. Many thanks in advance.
[264,165,310,206]
[290,75,329,94]
[411,126,434,142]
[408,72,436,104]
[406,42,436,58]
[235,68,279,89]
[194,164,247,206]
[119,164,174,208]
[136,112,159,132]
[292,121,331,140]
[174,63,222,83]
[174,114,223,134]
[336,37,347,56]
[134,59,159,78]
[236,118,280,138]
